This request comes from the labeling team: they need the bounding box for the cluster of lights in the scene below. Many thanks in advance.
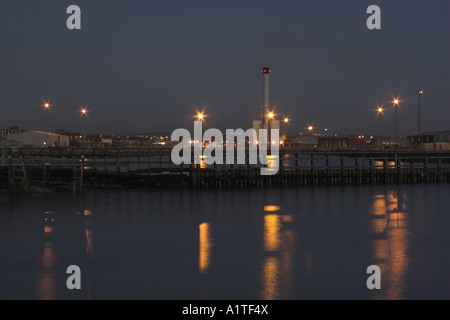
[43,101,89,116]
[266,112,293,124]
[357,135,374,139]
[197,110,291,128]
[374,97,402,115]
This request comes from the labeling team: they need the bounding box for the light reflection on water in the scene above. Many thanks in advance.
[199,222,212,274]
[37,241,56,300]
[261,210,295,300]
[370,190,410,300]
[0,184,449,299]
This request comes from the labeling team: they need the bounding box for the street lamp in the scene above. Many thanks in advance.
[393,98,400,149]
[377,106,384,138]
[196,112,204,121]
[80,107,88,140]
[43,101,51,127]
[43,101,51,146]
[417,90,423,133]
[281,116,291,141]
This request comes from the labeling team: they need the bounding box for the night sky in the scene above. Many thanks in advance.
[0,0,449,136]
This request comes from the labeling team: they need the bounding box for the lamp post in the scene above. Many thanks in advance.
[196,111,205,132]
[393,98,400,149]
[43,101,51,146]
[195,111,205,142]
[417,90,423,133]
[80,107,88,140]
[266,112,275,146]
[377,106,384,138]
[281,117,290,142]
[195,112,205,166]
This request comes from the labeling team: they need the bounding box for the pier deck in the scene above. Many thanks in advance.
[1,147,450,192]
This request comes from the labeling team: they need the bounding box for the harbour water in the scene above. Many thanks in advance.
[1,184,449,299]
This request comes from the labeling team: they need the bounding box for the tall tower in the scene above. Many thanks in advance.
[262,67,271,129]
[253,67,279,144]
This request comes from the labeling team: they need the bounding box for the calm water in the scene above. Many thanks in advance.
[1,184,449,300]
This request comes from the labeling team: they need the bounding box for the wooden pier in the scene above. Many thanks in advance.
[1,147,450,192]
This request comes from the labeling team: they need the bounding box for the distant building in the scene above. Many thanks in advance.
[408,130,450,151]
[292,134,319,147]
[318,136,377,150]
[7,131,70,147]
[318,136,347,148]
[102,138,113,145]
[0,126,23,139]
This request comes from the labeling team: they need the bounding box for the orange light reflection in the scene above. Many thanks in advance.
[199,222,212,274]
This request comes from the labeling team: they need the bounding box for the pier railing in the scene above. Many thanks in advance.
[1,147,450,190]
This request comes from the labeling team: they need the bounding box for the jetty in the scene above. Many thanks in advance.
[1,147,450,193]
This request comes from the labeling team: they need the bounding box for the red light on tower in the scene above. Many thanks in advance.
[263,67,270,74]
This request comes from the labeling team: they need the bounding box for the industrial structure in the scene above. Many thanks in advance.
[0,126,23,139]
[408,130,450,151]
[253,67,280,142]
[7,131,70,148]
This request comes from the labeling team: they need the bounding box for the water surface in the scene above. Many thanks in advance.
[1,184,449,299]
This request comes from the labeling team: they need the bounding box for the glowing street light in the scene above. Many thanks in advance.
[281,116,292,141]
[81,106,88,139]
[393,98,400,148]
[377,106,384,138]
[308,125,314,132]
[42,101,51,145]
[196,112,204,121]
[268,112,274,120]
[417,90,423,133]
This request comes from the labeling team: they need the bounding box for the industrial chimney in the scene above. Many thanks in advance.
[262,67,271,128]
[253,67,279,144]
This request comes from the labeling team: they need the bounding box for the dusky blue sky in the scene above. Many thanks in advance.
[0,0,449,136]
